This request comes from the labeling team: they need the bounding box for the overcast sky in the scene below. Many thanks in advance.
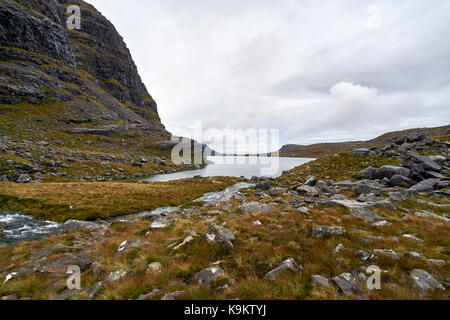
[87,0,450,153]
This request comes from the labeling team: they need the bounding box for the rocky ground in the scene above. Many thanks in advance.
[0,134,207,182]
[0,131,448,300]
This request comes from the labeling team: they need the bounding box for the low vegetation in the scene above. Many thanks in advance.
[0,177,238,222]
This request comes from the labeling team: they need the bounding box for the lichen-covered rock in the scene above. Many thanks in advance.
[312,226,346,238]
[193,266,226,286]
[410,269,445,293]
[202,223,235,249]
[240,202,274,214]
[265,258,301,281]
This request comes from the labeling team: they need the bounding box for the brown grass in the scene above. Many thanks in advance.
[0,177,238,222]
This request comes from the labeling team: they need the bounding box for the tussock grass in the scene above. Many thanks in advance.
[0,177,238,222]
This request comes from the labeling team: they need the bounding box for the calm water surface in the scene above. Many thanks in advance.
[141,156,314,182]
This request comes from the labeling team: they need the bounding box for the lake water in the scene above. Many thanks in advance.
[140,156,315,182]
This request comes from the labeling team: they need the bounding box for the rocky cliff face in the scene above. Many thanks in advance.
[0,0,189,182]
[0,0,166,133]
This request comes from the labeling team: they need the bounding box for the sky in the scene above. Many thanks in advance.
[87,0,450,153]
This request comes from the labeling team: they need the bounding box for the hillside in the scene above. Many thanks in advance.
[0,0,202,182]
[276,125,450,158]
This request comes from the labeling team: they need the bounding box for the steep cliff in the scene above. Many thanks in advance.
[0,0,166,134]
[0,0,187,182]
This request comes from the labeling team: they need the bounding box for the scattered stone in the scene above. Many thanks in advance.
[289,197,303,208]
[256,180,273,190]
[373,249,403,260]
[52,290,79,301]
[41,254,91,274]
[83,281,104,299]
[403,234,423,242]
[161,291,185,300]
[107,270,129,282]
[305,176,317,186]
[332,243,345,255]
[389,192,406,202]
[389,175,416,188]
[173,235,194,250]
[265,258,301,281]
[146,262,163,274]
[408,179,439,193]
[202,223,235,249]
[354,180,382,196]
[150,219,170,229]
[296,185,320,197]
[240,202,274,213]
[331,273,360,296]
[137,289,160,300]
[312,226,346,238]
[372,221,392,227]
[374,165,410,180]
[408,251,424,259]
[297,207,310,215]
[16,174,31,183]
[354,149,370,156]
[427,259,446,265]
[194,266,226,286]
[269,188,287,196]
[410,269,445,293]
[311,275,329,287]
[117,240,149,255]
[358,167,377,179]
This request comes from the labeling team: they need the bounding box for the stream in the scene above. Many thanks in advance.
[0,182,253,244]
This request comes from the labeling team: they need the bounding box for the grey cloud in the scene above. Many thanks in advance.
[87,0,450,152]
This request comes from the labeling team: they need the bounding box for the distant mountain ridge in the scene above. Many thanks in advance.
[275,125,450,158]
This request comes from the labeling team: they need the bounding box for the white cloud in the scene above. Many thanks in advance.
[86,0,450,152]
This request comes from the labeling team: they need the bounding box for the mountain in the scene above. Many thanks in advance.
[276,125,450,158]
[0,0,197,182]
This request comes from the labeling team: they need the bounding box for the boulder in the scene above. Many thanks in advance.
[374,166,410,180]
[353,149,370,156]
[193,266,226,286]
[41,253,92,274]
[312,226,346,238]
[16,174,31,183]
[256,180,273,190]
[410,269,445,293]
[202,223,235,249]
[296,185,320,197]
[268,188,287,196]
[406,132,425,143]
[353,180,382,196]
[373,249,403,260]
[404,152,442,172]
[358,167,377,179]
[331,273,360,296]
[264,258,301,281]
[389,175,416,188]
[311,275,330,287]
[408,179,439,193]
[305,176,317,186]
[116,240,149,255]
[146,262,163,274]
[240,202,274,214]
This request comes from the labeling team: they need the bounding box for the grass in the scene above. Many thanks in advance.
[0,187,448,300]
[278,151,402,184]
[0,177,238,222]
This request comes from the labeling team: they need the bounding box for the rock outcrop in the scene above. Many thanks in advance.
[0,0,168,143]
